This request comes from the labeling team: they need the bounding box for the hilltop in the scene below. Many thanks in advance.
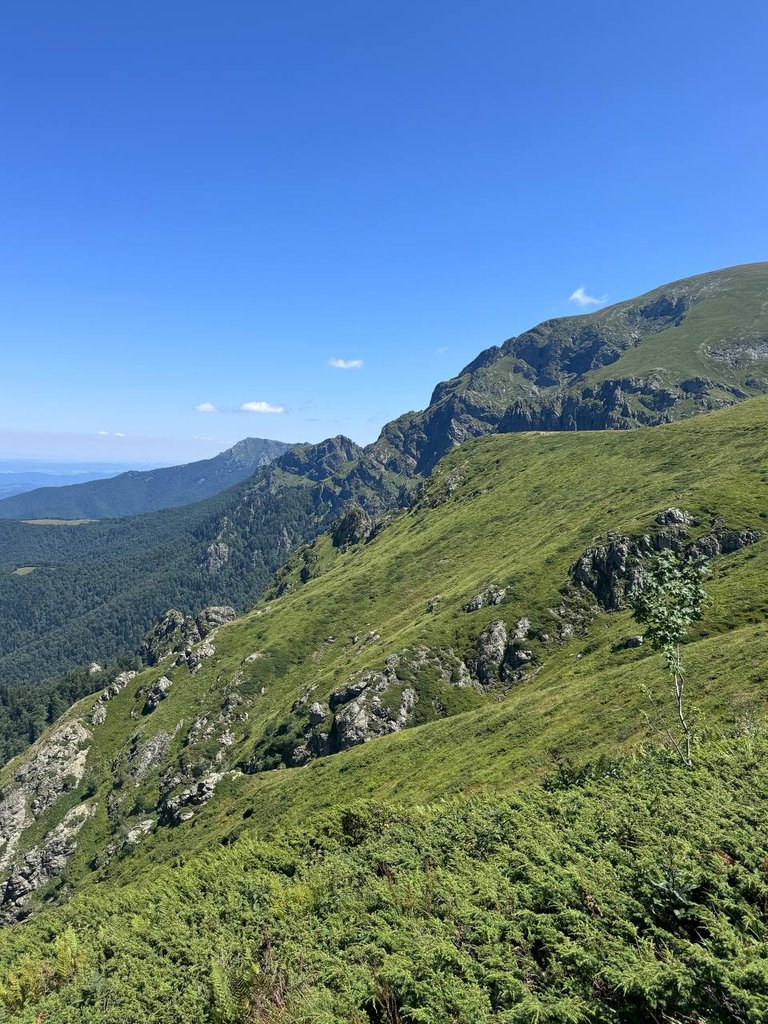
[0,437,293,521]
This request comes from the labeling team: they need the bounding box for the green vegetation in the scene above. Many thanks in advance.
[1,738,767,1022]
[631,550,709,765]
[0,438,292,521]
[1,382,768,1019]
[1,262,768,701]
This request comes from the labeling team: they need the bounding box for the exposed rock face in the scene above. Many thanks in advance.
[475,621,509,684]
[125,818,154,845]
[248,639,529,774]
[179,639,216,675]
[463,585,507,612]
[1,803,95,920]
[140,610,189,665]
[570,512,761,611]
[331,505,375,548]
[689,526,761,560]
[129,731,171,780]
[205,539,231,574]
[0,719,92,874]
[196,606,237,636]
[614,635,644,651]
[91,670,137,726]
[330,678,417,753]
[140,607,235,666]
[161,772,224,826]
[142,676,173,715]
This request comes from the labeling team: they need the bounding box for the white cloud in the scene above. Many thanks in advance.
[114,432,126,437]
[96,430,109,436]
[568,287,607,308]
[240,401,285,414]
[329,357,363,370]
[96,430,126,437]
[195,401,218,413]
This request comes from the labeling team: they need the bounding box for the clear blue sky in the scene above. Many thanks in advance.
[1,1,766,464]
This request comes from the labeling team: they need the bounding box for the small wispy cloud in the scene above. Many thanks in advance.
[114,432,126,437]
[240,401,285,414]
[329,357,363,370]
[195,402,218,414]
[96,430,126,437]
[568,287,608,308]
[435,346,448,355]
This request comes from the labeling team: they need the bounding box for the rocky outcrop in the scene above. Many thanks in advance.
[331,505,375,548]
[160,772,224,826]
[0,720,92,874]
[248,637,533,774]
[475,621,508,684]
[1,803,95,920]
[570,512,760,611]
[140,607,235,666]
[142,676,172,715]
[463,585,507,612]
[129,731,171,780]
[91,670,137,726]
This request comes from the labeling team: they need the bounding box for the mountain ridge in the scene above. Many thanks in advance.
[0,436,294,521]
[2,262,768,693]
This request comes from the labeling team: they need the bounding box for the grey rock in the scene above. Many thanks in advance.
[463,586,507,612]
[142,676,173,715]
[656,508,695,527]
[161,772,224,826]
[1,804,95,918]
[309,701,328,727]
[512,618,531,641]
[614,635,644,651]
[129,731,170,780]
[476,621,508,684]
[195,605,236,637]
[125,818,154,845]
[331,505,374,547]
[91,702,107,726]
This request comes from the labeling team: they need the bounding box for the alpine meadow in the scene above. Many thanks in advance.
[1,5,767,1022]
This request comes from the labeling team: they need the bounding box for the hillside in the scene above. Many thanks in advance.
[0,437,293,520]
[2,263,767,697]
[1,393,768,1010]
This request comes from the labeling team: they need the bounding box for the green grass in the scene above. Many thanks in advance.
[1,738,767,1022]
[4,395,768,887]
[3,396,768,1020]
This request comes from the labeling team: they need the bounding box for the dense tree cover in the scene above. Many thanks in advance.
[0,466,376,688]
[1,738,766,1022]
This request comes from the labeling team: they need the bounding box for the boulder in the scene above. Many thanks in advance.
[476,621,508,684]
[142,676,172,715]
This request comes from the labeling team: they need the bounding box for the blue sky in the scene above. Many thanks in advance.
[1,1,766,464]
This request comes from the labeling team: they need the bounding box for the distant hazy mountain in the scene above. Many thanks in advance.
[0,438,293,520]
[0,461,152,500]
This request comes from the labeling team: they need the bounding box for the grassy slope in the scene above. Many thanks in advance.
[588,262,768,385]
[2,739,767,1023]
[5,394,766,898]
[3,398,768,1020]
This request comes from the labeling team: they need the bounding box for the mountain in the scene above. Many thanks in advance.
[1,263,767,693]
[372,260,768,474]
[0,466,137,501]
[0,437,293,520]
[1,393,767,1020]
